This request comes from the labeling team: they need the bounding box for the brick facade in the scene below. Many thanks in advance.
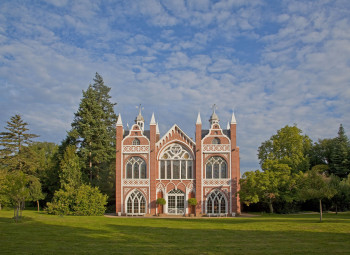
[116,109,240,216]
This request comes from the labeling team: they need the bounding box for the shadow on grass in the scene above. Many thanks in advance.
[1,213,350,254]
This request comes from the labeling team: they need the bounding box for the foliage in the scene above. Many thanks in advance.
[0,115,39,172]
[188,198,197,206]
[156,197,166,205]
[329,124,350,178]
[330,174,350,212]
[258,125,312,173]
[1,171,43,221]
[46,184,108,216]
[239,163,301,213]
[297,169,337,221]
[59,145,82,189]
[68,73,117,197]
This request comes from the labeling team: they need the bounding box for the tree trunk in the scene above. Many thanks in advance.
[319,199,323,222]
[37,200,40,212]
[335,204,338,215]
[268,200,274,214]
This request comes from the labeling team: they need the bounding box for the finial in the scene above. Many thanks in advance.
[116,113,123,126]
[196,112,202,125]
[156,122,160,134]
[231,111,237,124]
[150,112,156,125]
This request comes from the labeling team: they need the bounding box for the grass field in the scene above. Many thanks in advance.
[1,209,350,254]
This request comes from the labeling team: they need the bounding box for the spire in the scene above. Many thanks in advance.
[116,113,123,126]
[135,104,145,131]
[196,112,202,125]
[150,112,156,125]
[231,111,237,124]
[209,104,219,124]
[226,122,230,130]
[156,122,160,134]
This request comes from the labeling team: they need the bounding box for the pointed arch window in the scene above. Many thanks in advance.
[126,157,147,179]
[126,190,146,215]
[205,156,227,179]
[206,190,226,215]
[212,138,220,144]
[132,138,140,145]
[159,143,193,180]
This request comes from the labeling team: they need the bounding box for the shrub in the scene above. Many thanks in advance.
[46,185,108,216]
[156,198,166,205]
[188,198,197,206]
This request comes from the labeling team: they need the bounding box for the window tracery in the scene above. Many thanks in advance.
[126,190,146,215]
[132,138,140,145]
[126,157,147,179]
[206,190,226,215]
[205,156,227,179]
[159,143,193,179]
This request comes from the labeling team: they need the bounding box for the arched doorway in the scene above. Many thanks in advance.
[206,190,227,215]
[167,189,185,215]
[126,190,146,215]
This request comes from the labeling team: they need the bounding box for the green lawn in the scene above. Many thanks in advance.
[0,210,349,254]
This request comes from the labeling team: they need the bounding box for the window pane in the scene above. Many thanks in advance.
[221,162,227,178]
[173,161,180,179]
[181,161,186,179]
[213,164,219,179]
[160,161,165,179]
[127,197,132,213]
[220,197,226,214]
[206,164,212,179]
[214,197,219,213]
[134,198,139,214]
[187,161,193,179]
[126,163,132,179]
[207,197,213,214]
[167,161,171,179]
[133,163,139,179]
[140,197,146,213]
[140,163,146,179]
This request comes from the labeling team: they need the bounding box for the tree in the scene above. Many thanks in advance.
[258,125,312,173]
[239,163,301,213]
[0,115,38,171]
[69,73,117,193]
[0,169,9,210]
[330,124,350,178]
[59,145,82,189]
[156,198,166,215]
[330,174,350,213]
[188,198,197,215]
[3,171,32,222]
[298,169,337,222]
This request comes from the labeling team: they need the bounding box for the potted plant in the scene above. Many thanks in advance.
[188,198,197,217]
[156,198,166,216]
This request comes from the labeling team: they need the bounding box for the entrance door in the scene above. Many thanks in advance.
[167,189,185,214]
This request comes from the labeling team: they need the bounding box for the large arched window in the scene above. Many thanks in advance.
[212,138,220,144]
[205,156,227,179]
[126,157,147,179]
[126,190,146,215]
[206,190,226,215]
[159,143,193,179]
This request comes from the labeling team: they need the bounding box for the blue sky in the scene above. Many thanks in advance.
[1,0,350,174]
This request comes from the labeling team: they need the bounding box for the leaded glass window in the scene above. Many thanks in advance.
[125,157,147,179]
[205,156,228,179]
[159,143,194,179]
[206,190,226,215]
[126,190,146,215]
[132,138,140,145]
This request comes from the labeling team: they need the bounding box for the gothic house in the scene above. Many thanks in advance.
[115,107,240,216]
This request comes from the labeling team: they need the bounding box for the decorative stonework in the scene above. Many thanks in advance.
[203,144,230,153]
[123,179,150,186]
[156,183,165,192]
[203,179,231,186]
[123,145,150,153]
[124,188,131,196]
[140,188,148,197]
[205,188,211,196]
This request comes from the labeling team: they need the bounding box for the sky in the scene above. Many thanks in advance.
[1,0,350,174]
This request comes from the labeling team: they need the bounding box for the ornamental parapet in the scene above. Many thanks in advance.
[123,145,150,153]
[123,179,150,186]
[203,179,231,186]
[202,144,230,153]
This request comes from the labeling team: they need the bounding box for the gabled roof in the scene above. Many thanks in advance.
[157,124,196,148]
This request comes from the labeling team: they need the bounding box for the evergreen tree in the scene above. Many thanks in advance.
[0,115,38,171]
[69,73,117,194]
[59,145,82,189]
[330,124,350,178]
